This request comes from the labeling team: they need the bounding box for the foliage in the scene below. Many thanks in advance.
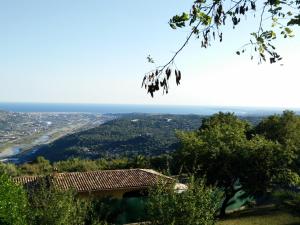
[30,114,203,161]
[143,0,300,96]
[53,157,138,173]
[1,114,267,177]
[27,179,89,225]
[147,178,222,225]
[3,112,299,222]
[19,156,52,175]
[253,111,300,147]
[54,158,104,172]
[0,171,109,225]
[0,173,28,225]
[23,114,262,162]
[1,112,300,223]
[85,198,115,225]
[175,112,249,178]
[253,111,300,177]
[238,136,298,193]
[175,112,298,216]
[86,197,145,225]
[0,162,20,177]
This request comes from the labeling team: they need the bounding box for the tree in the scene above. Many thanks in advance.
[253,110,300,177]
[253,110,300,148]
[175,112,298,216]
[238,135,299,194]
[147,178,222,225]
[0,173,29,225]
[142,0,300,97]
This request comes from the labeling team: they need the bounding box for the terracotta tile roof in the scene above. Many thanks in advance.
[13,169,174,192]
[14,175,41,186]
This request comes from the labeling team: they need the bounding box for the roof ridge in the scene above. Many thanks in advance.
[56,168,143,175]
[139,169,174,180]
[13,175,41,179]
[14,169,173,178]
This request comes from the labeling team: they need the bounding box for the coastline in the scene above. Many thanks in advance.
[1,102,298,115]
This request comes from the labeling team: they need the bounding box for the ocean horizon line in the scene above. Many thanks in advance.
[0,101,299,110]
[1,102,299,115]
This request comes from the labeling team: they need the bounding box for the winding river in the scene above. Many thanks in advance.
[0,134,50,163]
[0,147,21,159]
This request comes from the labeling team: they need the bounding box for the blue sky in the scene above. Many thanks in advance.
[0,0,299,107]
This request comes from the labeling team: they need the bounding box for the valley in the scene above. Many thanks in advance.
[20,113,264,162]
[0,110,114,162]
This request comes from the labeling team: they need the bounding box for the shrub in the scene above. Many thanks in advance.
[146,178,222,225]
[0,173,28,225]
[28,179,89,225]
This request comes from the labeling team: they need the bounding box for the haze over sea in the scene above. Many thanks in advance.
[0,102,299,116]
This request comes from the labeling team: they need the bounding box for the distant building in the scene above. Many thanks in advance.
[14,169,184,198]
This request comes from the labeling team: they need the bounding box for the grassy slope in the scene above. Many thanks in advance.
[217,205,300,225]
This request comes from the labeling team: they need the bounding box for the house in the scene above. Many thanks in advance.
[13,168,181,198]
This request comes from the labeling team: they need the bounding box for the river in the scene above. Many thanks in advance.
[0,147,21,162]
[0,134,51,163]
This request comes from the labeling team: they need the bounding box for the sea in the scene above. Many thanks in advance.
[0,102,299,116]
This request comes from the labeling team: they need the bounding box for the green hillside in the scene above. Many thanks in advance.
[31,114,203,161]
[28,114,263,162]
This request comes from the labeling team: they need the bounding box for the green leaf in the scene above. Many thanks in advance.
[257,37,264,43]
[182,12,190,21]
[285,27,293,34]
[197,12,212,25]
[287,15,300,26]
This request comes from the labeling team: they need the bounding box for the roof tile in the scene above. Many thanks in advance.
[13,169,174,192]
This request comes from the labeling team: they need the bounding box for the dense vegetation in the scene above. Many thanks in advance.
[28,114,204,161]
[0,173,28,225]
[1,111,300,224]
[174,111,300,216]
[0,172,224,225]
[27,114,263,162]
[147,178,222,225]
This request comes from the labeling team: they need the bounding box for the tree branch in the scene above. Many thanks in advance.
[258,2,268,35]
[153,0,245,77]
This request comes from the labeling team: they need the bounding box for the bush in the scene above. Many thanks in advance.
[0,162,19,177]
[146,178,222,225]
[0,173,28,225]
[28,179,89,225]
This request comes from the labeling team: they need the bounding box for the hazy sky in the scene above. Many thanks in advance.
[1,0,299,107]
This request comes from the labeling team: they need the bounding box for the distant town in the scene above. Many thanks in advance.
[0,110,114,159]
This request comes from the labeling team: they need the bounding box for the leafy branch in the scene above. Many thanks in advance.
[142,0,300,97]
